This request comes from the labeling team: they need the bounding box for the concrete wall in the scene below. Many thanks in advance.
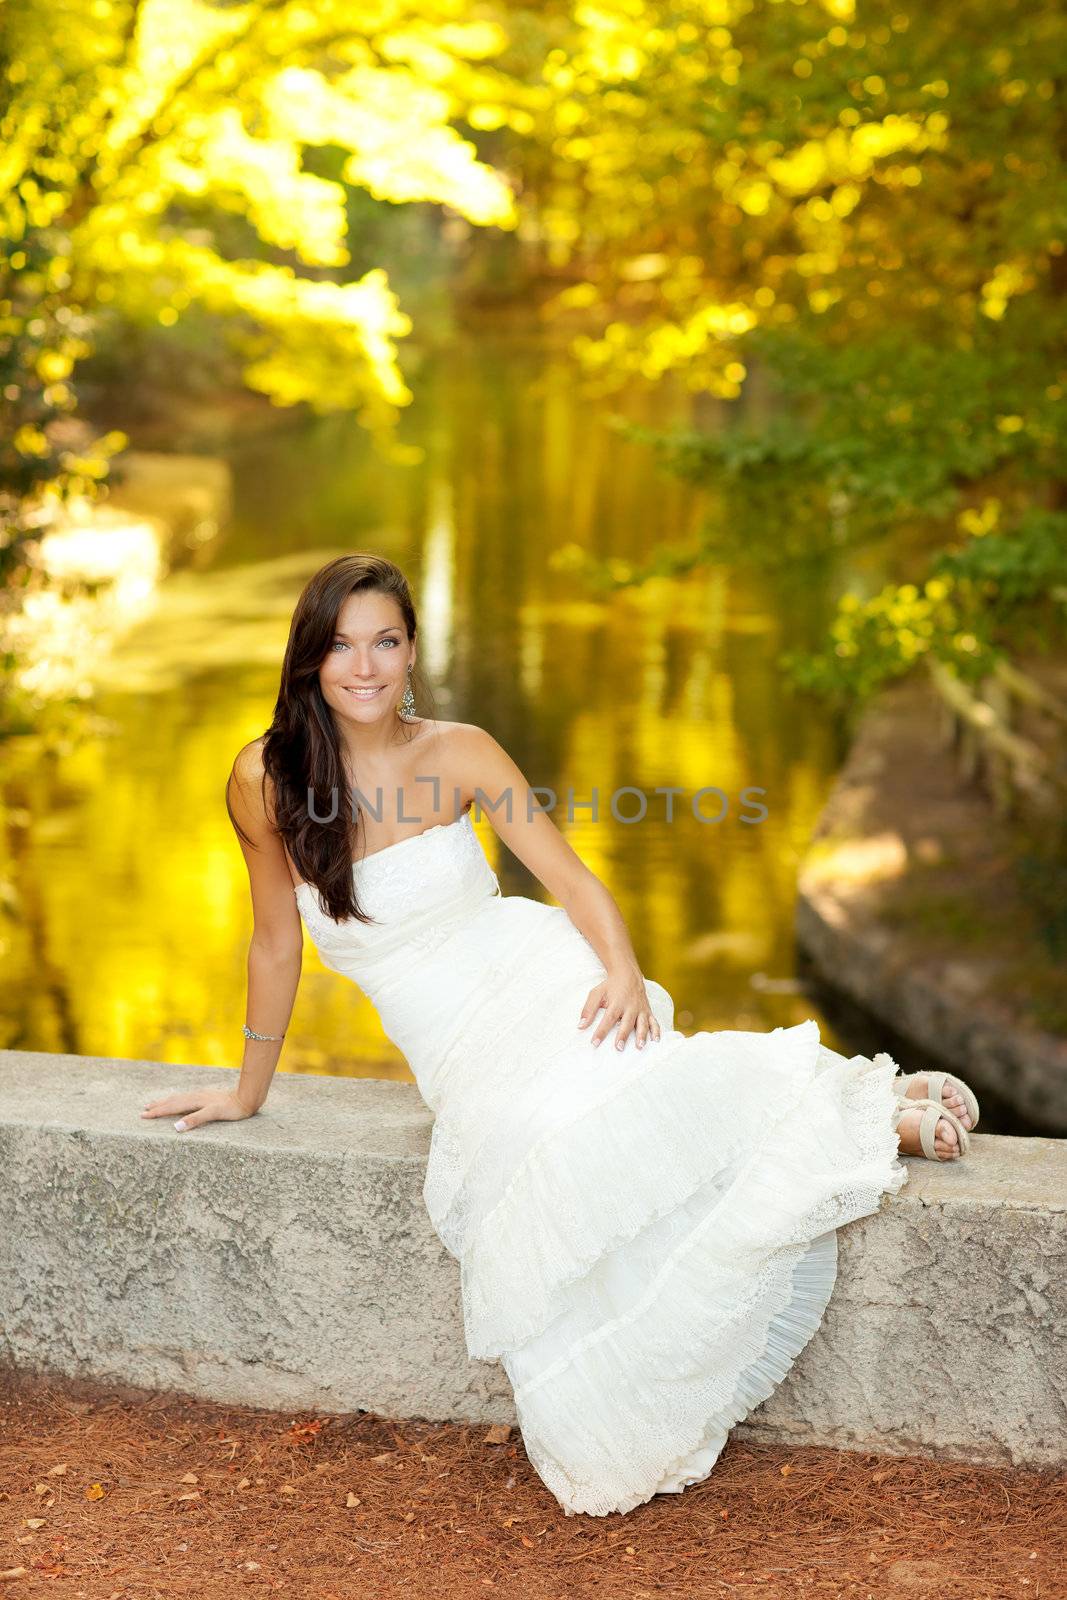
[2,1050,1064,1470]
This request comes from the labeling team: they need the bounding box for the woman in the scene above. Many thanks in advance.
[141,553,980,1518]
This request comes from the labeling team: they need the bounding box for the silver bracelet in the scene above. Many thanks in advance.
[243,1024,286,1042]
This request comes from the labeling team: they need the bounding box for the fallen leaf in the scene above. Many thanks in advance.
[403,1512,415,1522]
[46,1465,68,1477]
[243,1560,261,1572]
[371,1453,391,1464]
[176,1492,200,1503]
[345,1494,361,1508]
[85,1484,105,1501]
[23,1520,45,1531]
[521,1536,535,1548]
[780,1464,794,1476]
[178,1472,199,1485]
[279,1485,298,1496]
[484,1424,512,1445]
[237,1478,251,1490]
[0,1568,28,1580]
[288,1419,324,1442]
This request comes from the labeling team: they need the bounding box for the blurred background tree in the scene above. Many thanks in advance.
[3,0,1064,771]
[511,0,1066,745]
[0,0,523,716]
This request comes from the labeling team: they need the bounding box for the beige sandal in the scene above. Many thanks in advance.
[893,1094,971,1161]
[896,1069,980,1131]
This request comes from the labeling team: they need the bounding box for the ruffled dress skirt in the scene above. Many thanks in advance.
[387,895,909,1517]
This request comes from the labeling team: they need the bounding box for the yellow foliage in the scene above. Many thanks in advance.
[13,425,50,457]
[957,500,1001,537]
[2,0,519,441]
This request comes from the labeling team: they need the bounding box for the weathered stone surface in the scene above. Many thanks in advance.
[0,1051,512,1422]
[2,1050,1064,1469]
[737,1130,1066,1467]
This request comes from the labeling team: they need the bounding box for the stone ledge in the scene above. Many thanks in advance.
[2,1050,1064,1470]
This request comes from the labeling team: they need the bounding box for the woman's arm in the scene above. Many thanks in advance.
[235,941,302,1113]
[228,740,304,1111]
[141,740,304,1131]
[451,724,662,1054]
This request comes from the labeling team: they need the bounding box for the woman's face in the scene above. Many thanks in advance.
[317,589,414,727]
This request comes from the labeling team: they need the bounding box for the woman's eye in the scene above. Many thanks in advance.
[331,640,348,651]
[378,637,398,648]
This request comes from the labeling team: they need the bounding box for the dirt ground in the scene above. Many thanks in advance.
[1,1372,1062,1600]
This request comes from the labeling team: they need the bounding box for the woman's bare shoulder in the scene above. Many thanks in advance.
[415,721,502,810]
[231,736,267,786]
[407,716,493,754]
[231,732,273,796]
[436,721,521,794]
[431,719,503,763]
[434,718,491,742]
[229,737,280,828]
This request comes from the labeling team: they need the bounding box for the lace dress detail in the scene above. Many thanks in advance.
[295,808,908,1518]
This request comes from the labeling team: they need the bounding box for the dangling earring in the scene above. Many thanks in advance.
[398,663,417,720]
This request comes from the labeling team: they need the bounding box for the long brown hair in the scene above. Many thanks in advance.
[228,553,431,924]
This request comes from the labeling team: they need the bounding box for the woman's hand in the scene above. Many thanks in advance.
[140,1088,258,1133]
[578,968,662,1052]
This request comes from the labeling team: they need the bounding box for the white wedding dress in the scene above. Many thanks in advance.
[294,809,907,1517]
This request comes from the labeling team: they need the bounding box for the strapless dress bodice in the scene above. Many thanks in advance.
[293,809,501,979]
[292,809,614,1101]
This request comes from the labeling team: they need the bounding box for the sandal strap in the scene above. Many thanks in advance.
[918,1102,941,1162]
[895,1069,981,1131]
[910,1096,970,1159]
[926,1070,947,1106]
[891,1093,938,1159]
[948,1072,981,1130]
